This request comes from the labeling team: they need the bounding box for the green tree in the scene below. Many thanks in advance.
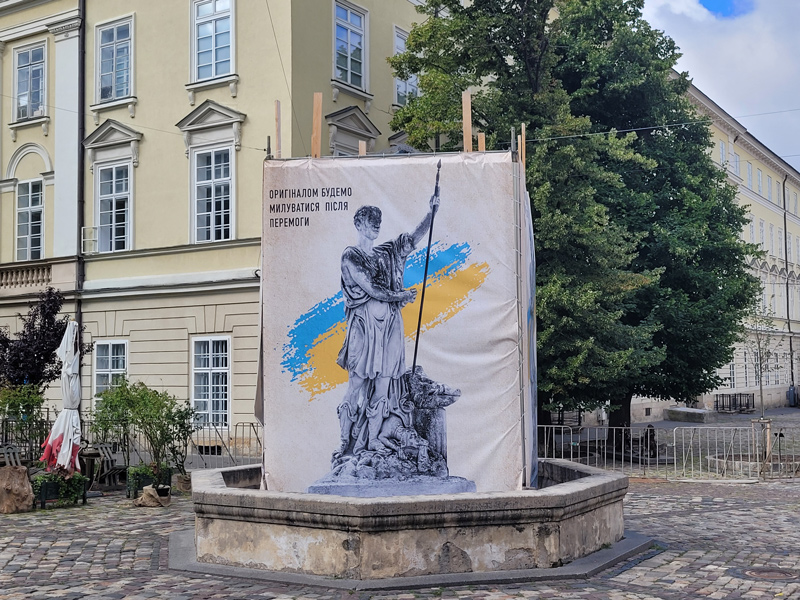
[552,0,760,425]
[391,0,664,417]
[391,0,760,425]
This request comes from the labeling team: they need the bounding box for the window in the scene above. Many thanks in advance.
[334,1,366,90]
[770,223,775,255]
[16,180,43,261]
[794,192,798,215]
[768,176,772,201]
[194,147,232,242]
[788,232,793,263]
[757,169,763,195]
[394,28,417,105]
[733,153,741,176]
[743,351,749,387]
[747,162,753,189]
[777,182,782,206]
[728,362,735,389]
[97,163,131,252]
[796,236,800,264]
[759,219,765,250]
[193,0,232,81]
[15,44,45,120]
[719,141,726,165]
[192,337,230,426]
[97,20,131,102]
[749,217,755,243]
[778,228,784,259]
[95,341,127,395]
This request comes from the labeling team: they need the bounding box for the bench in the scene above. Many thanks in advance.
[0,444,23,467]
[95,443,126,486]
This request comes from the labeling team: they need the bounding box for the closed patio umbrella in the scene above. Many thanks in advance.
[40,320,81,477]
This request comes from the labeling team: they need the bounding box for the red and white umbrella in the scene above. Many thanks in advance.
[40,320,81,477]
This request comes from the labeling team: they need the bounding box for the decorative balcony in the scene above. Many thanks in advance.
[0,258,77,299]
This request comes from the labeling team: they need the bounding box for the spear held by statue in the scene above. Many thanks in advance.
[411,159,441,373]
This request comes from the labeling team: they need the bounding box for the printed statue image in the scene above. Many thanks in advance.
[309,162,476,496]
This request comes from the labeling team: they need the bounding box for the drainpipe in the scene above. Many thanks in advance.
[783,174,795,388]
[76,0,86,412]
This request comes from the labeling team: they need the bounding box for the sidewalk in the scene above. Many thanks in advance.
[2,479,799,599]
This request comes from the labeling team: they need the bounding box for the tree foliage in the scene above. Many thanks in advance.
[391,0,760,423]
[0,288,91,392]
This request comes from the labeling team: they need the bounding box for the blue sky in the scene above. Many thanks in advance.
[643,0,800,170]
[698,0,754,17]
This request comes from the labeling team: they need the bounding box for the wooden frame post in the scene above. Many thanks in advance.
[462,90,472,152]
[520,123,526,167]
[358,140,367,156]
[478,132,486,152]
[274,100,282,159]
[311,92,322,158]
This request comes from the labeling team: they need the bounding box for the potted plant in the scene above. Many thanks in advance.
[31,472,89,509]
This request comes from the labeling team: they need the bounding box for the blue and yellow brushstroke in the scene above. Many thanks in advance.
[281,242,489,400]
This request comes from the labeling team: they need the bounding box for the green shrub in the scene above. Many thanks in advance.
[31,472,89,507]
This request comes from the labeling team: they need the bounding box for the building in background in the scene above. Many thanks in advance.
[0,0,423,430]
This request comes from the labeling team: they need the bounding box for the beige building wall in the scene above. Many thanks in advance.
[0,0,422,427]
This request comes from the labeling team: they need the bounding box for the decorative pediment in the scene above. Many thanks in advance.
[83,119,143,170]
[325,106,380,154]
[176,99,246,157]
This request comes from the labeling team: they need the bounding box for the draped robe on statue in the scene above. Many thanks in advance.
[337,233,416,454]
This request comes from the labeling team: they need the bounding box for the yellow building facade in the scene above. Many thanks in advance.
[0,0,423,427]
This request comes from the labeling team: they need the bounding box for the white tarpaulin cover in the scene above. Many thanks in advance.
[261,152,536,492]
[40,320,81,477]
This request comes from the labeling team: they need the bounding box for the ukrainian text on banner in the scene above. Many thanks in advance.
[261,152,530,493]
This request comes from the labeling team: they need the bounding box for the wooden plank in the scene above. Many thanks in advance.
[520,123,526,166]
[478,132,486,152]
[274,100,282,158]
[358,140,367,156]
[311,92,323,158]
[462,90,472,152]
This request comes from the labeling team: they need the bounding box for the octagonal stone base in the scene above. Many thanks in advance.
[192,459,627,580]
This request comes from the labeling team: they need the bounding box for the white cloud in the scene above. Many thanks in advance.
[643,0,800,169]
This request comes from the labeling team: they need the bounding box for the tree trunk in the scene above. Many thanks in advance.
[607,391,633,448]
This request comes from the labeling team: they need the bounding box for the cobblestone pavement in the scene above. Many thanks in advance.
[2,479,800,599]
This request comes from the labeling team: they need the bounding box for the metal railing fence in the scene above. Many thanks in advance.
[1,417,263,470]
[538,424,800,481]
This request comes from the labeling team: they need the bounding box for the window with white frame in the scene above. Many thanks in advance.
[778,228,784,259]
[394,28,418,105]
[16,180,43,261]
[794,192,798,215]
[759,219,765,250]
[788,232,793,263]
[95,341,127,395]
[757,169,763,195]
[193,0,232,81]
[719,141,726,165]
[769,223,775,255]
[768,176,772,201]
[728,362,735,389]
[15,44,45,121]
[97,163,131,252]
[743,351,749,388]
[334,1,366,90]
[97,19,132,102]
[777,181,782,205]
[192,336,230,426]
[193,147,232,242]
[747,162,753,189]
[733,153,740,176]
[749,217,755,243]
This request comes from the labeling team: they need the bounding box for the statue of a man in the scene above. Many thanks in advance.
[335,193,440,459]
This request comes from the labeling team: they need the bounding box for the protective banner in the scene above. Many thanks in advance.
[261,152,534,494]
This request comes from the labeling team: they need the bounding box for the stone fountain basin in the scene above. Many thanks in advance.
[192,459,627,580]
